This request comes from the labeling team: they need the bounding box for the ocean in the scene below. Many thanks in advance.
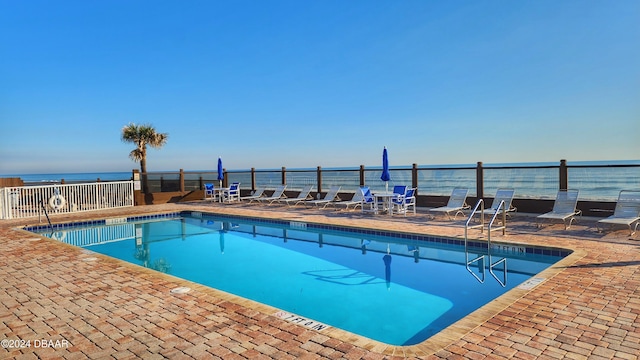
[4,160,640,201]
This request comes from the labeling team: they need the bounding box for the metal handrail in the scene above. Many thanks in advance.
[465,199,485,235]
[465,199,485,282]
[487,200,508,287]
[38,198,53,231]
[488,200,507,238]
[464,198,508,287]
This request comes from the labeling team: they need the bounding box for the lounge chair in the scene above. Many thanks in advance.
[305,185,342,208]
[240,186,266,203]
[597,190,640,235]
[277,185,314,206]
[536,189,581,229]
[204,183,216,201]
[334,190,365,210]
[392,187,416,216]
[484,189,517,218]
[222,182,240,203]
[257,185,287,205]
[429,188,470,220]
[360,187,378,214]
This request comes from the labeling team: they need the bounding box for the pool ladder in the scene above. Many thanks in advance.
[464,199,508,287]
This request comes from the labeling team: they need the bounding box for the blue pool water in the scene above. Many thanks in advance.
[30,212,568,345]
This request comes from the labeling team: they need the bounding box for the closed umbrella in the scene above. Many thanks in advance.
[381,147,391,192]
[217,157,224,188]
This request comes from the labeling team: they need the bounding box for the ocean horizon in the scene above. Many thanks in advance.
[3,159,638,201]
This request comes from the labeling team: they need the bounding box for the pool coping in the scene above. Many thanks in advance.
[2,202,638,359]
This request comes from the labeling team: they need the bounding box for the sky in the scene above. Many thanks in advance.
[1,0,638,175]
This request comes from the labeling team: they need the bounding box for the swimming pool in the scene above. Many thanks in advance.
[29,212,569,346]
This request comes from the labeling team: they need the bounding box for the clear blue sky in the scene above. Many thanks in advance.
[1,0,638,174]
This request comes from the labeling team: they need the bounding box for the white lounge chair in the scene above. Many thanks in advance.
[392,187,416,216]
[240,186,267,203]
[597,190,640,235]
[277,185,314,206]
[305,185,342,208]
[485,188,517,218]
[429,188,470,220]
[334,190,365,210]
[258,185,287,205]
[536,189,581,229]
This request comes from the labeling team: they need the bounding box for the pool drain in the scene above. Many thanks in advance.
[170,287,191,294]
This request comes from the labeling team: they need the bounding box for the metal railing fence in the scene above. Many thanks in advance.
[138,160,639,201]
[0,181,134,220]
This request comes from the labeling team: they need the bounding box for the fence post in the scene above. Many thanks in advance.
[317,166,322,194]
[559,159,568,190]
[412,163,418,196]
[199,176,203,190]
[281,167,287,185]
[476,161,484,200]
[360,165,365,186]
[223,168,228,188]
[251,168,256,191]
[179,169,185,192]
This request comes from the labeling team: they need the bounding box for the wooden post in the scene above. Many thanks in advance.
[317,166,322,194]
[251,167,256,191]
[179,169,185,192]
[223,168,228,188]
[412,163,418,196]
[359,165,365,186]
[476,161,484,200]
[559,159,568,190]
[281,167,286,185]
[199,176,203,190]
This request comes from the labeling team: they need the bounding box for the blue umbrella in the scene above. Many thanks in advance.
[217,157,224,187]
[381,146,391,192]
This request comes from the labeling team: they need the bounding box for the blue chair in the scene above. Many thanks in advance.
[204,183,216,201]
[393,187,416,216]
[223,182,240,202]
[360,187,378,214]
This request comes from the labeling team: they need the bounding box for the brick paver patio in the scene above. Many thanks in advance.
[1,202,638,359]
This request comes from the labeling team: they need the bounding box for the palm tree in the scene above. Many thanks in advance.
[121,123,168,193]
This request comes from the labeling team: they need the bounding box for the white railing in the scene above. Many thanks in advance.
[50,223,137,246]
[0,181,134,220]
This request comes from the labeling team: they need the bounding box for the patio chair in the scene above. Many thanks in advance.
[484,189,517,218]
[334,190,365,210]
[360,187,378,214]
[222,182,240,203]
[392,187,416,216]
[305,185,342,208]
[536,189,582,230]
[204,183,216,201]
[277,185,314,206]
[240,186,267,203]
[428,188,470,220]
[597,190,640,235]
[257,185,287,205]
